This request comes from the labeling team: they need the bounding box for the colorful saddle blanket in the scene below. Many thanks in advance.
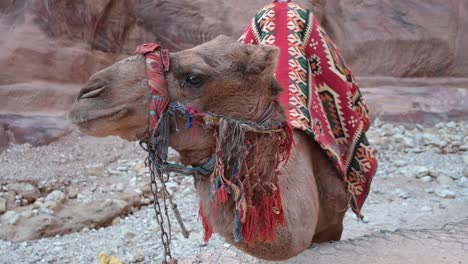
[239,0,377,216]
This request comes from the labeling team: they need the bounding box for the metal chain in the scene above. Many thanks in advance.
[145,142,177,264]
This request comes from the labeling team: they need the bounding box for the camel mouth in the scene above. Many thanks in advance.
[69,107,129,125]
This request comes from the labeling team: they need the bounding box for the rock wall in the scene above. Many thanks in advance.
[0,0,466,148]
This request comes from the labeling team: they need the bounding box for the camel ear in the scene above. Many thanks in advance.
[245,44,279,76]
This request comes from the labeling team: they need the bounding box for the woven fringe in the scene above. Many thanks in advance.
[241,206,258,246]
[198,204,212,243]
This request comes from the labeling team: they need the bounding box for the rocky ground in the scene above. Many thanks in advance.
[0,120,467,263]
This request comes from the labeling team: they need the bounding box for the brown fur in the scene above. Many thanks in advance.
[69,35,348,260]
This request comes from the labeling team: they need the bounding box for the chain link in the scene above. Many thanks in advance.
[145,142,177,264]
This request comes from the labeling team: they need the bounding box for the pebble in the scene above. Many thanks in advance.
[6,183,41,202]
[400,166,429,178]
[2,211,19,225]
[420,206,432,212]
[45,190,65,203]
[463,155,468,165]
[436,175,454,187]
[67,188,79,199]
[394,160,407,167]
[111,183,125,192]
[458,177,468,187]
[77,193,91,203]
[44,200,59,210]
[0,198,6,214]
[85,164,107,177]
[420,176,432,183]
[435,189,456,199]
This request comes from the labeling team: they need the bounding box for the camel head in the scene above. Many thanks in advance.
[69,36,285,160]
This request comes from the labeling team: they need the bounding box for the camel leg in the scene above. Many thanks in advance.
[311,219,344,243]
[307,139,349,245]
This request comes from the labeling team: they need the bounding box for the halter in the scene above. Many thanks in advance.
[135,43,293,246]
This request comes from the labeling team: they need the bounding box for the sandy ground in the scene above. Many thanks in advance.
[0,120,467,263]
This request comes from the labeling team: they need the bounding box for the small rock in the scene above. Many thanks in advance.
[21,199,28,206]
[436,175,454,187]
[77,193,91,203]
[457,177,468,187]
[140,198,151,205]
[420,176,433,183]
[33,201,44,209]
[2,211,19,225]
[107,169,127,176]
[126,253,145,263]
[112,217,121,226]
[45,190,65,203]
[132,162,147,175]
[446,121,456,128]
[67,188,79,199]
[394,160,407,167]
[116,166,128,171]
[400,166,430,178]
[7,183,40,202]
[43,200,59,210]
[415,124,424,131]
[425,188,435,194]
[435,189,456,199]
[420,206,432,212]
[111,183,125,192]
[85,164,107,177]
[393,189,410,199]
[132,254,145,263]
[361,215,370,223]
[0,198,6,214]
[463,155,468,165]
[20,210,32,218]
[39,207,55,215]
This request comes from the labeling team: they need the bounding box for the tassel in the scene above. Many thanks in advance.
[198,203,213,243]
[233,211,243,243]
[258,195,274,242]
[272,186,286,226]
[241,205,258,246]
[216,185,229,204]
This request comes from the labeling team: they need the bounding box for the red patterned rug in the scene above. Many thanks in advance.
[239,0,377,217]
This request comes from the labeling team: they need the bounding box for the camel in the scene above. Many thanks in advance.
[69,1,376,261]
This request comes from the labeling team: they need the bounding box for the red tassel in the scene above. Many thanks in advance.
[198,203,213,243]
[216,185,229,204]
[258,195,274,242]
[241,206,258,246]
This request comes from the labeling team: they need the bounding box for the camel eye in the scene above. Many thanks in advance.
[185,74,203,87]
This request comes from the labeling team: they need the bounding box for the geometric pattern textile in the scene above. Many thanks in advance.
[239,0,377,217]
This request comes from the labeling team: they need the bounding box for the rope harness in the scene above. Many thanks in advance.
[136,43,292,263]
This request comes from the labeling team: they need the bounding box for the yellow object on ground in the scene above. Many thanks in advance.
[98,253,122,264]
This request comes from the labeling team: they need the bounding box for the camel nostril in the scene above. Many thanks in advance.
[79,86,106,99]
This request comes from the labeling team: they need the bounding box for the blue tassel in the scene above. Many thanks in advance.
[209,182,215,201]
[215,175,222,190]
[232,159,240,176]
[234,211,243,243]
[186,113,193,129]
[173,111,180,132]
